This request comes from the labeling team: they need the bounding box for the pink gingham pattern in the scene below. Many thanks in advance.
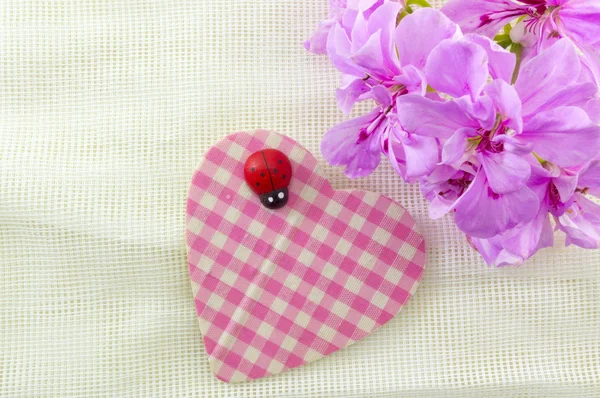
[186,131,426,383]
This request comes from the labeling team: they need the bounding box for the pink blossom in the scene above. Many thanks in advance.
[441,0,600,48]
[395,39,600,241]
[441,0,600,82]
[557,193,600,249]
[555,160,600,248]
[306,2,600,266]
[304,0,348,54]
[321,7,459,178]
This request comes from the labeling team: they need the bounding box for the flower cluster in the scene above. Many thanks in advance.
[305,0,600,266]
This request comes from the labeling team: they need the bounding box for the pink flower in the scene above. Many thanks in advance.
[306,0,600,266]
[304,0,411,54]
[466,128,600,265]
[557,193,600,249]
[468,206,554,266]
[320,106,390,178]
[381,116,440,183]
[326,2,459,104]
[397,39,600,239]
[304,0,348,54]
[579,159,600,198]
[441,0,600,83]
[321,8,459,178]
[555,160,600,248]
[441,0,600,47]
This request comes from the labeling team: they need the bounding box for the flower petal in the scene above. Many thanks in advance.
[515,39,581,117]
[350,10,370,51]
[329,0,348,19]
[421,165,476,219]
[480,151,531,194]
[386,133,409,180]
[494,134,533,156]
[351,30,389,77]
[553,170,579,203]
[336,78,371,114]
[462,33,516,83]
[556,193,600,249]
[441,0,521,38]
[558,0,600,46]
[533,82,599,115]
[304,20,336,54]
[396,94,478,138]
[348,2,403,78]
[370,85,393,108]
[395,8,460,69]
[396,132,440,180]
[454,171,540,238]
[321,109,383,178]
[581,43,600,87]
[461,94,496,131]
[357,0,381,14]
[441,127,478,166]
[527,161,554,199]
[425,39,489,100]
[469,205,554,267]
[327,22,364,76]
[579,159,600,190]
[501,205,554,263]
[394,65,426,95]
[582,97,600,124]
[484,79,523,134]
[521,106,600,168]
[366,1,403,73]
[468,235,523,267]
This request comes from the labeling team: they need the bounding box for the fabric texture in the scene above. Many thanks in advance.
[1,0,599,397]
[186,130,425,383]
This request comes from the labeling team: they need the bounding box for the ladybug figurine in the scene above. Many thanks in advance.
[244,149,292,209]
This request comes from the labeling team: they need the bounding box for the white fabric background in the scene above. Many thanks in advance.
[1,1,599,397]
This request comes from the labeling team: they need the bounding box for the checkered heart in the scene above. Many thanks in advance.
[186,131,426,383]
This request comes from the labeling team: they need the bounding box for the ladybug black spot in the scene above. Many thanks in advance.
[273,169,277,174]
[251,167,255,172]
[260,172,265,177]
[256,182,260,186]
[278,159,283,164]
[282,175,287,179]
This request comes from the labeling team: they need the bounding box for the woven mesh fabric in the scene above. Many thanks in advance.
[0,0,599,397]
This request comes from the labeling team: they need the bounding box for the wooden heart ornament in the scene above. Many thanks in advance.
[186,130,426,383]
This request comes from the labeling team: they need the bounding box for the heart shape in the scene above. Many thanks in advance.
[186,131,426,383]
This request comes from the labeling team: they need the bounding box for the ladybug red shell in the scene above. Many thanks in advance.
[244,149,292,209]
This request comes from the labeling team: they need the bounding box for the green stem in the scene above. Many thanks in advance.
[532,152,546,165]
[511,43,523,85]
[488,114,503,140]
[405,0,432,9]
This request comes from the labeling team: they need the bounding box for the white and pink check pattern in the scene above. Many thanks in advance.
[186,131,426,383]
